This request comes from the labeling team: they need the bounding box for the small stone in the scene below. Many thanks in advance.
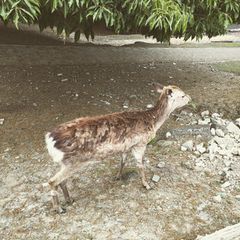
[181,140,194,151]
[215,129,225,137]
[213,195,222,203]
[211,113,221,118]
[196,134,202,139]
[235,195,240,200]
[210,128,216,136]
[232,148,240,156]
[166,132,172,138]
[61,78,68,82]
[221,181,231,188]
[196,143,207,154]
[152,175,160,183]
[123,100,129,109]
[0,118,4,125]
[146,104,154,109]
[33,103,37,107]
[157,162,166,168]
[101,100,111,105]
[57,73,63,76]
[223,159,232,167]
[219,170,226,177]
[213,136,225,146]
[181,146,187,151]
[201,110,210,117]
[198,118,211,125]
[226,122,240,135]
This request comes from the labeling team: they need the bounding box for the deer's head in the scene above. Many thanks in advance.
[155,83,191,112]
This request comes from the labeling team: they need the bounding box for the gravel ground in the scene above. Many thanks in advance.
[0,28,240,240]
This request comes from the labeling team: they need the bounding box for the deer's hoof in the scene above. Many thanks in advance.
[52,206,66,214]
[65,198,75,206]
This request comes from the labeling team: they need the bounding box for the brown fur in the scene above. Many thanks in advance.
[49,91,168,159]
[44,85,190,213]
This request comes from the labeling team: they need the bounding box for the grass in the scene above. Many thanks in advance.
[175,42,240,48]
[213,61,240,75]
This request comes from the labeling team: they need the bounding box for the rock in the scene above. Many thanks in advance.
[181,140,194,151]
[215,129,225,137]
[213,136,226,146]
[123,100,129,109]
[0,118,4,125]
[221,181,231,188]
[181,146,188,151]
[235,195,240,200]
[219,170,227,177]
[201,110,210,117]
[210,128,216,136]
[223,159,232,167]
[57,73,63,76]
[226,122,240,135]
[157,140,174,147]
[100,100,111,105]
[157,162,166,168]
[146,104,154,109]
[235,118,240,127]
[211,113,221,118]
[196,143,207,154]
[198,118,211,125]
[171,125,211,138]
[33,103,37,107]
[166,132,172,138]
[213,195,222,203]
[61,78,68,82]
[152,175,160,183]
[232,148,240,156]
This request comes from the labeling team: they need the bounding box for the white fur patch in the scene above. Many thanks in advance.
[45,133,64,163]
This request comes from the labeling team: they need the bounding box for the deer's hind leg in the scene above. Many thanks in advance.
[59,180,72,204]
[48,164,72,213]
[116,153,127,180]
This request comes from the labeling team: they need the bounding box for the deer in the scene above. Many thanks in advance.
[43,83,191,213]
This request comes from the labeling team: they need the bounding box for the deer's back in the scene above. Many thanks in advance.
[45,111,155,163]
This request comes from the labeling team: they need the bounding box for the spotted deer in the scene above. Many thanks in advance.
[44,84,191,213]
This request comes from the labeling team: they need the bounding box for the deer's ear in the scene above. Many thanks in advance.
[153,83,164,93]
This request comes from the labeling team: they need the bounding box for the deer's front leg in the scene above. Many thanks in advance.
[132,145,151,190]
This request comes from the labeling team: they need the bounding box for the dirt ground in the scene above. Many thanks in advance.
[0,27,240,240]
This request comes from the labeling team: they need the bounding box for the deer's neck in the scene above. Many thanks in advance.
[150,94,170,130]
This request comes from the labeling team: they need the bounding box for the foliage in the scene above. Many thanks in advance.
[0,0,239,42]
